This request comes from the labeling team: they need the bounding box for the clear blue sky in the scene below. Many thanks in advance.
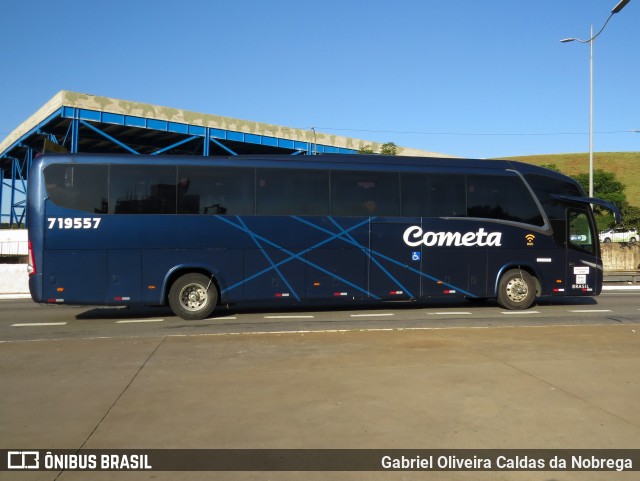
[0,0,638,159]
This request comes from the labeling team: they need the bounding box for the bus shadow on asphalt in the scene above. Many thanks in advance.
[75,305,174,320]
[74,296,600,321]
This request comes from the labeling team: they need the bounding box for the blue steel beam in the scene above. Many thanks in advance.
[9,150,30,227]
[62,121,73,150]
[59,107,358,156]
[0,169,3,224]
[79,120,140,154]
[210,138,237,156]
[203,128,210,156]
[10,157,18,226]
[151,136,198,156]
[71,112,79,153]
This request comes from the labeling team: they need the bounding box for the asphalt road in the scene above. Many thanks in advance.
[1,290,640,481]
[1,291,639,342]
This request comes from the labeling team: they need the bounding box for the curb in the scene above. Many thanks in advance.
[602,285,640,291]
[0,293,31,300]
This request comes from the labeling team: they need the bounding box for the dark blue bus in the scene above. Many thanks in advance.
[27,153,620,320]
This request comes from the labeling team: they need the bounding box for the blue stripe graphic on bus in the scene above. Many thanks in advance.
[293,215,474,297]
[215,215,474,300]
[298,215,416,299]
[234,216,302,302]
[326,216,416,299]
[214,215,383,299]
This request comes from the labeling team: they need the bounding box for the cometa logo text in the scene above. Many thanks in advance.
[403,226,502,247]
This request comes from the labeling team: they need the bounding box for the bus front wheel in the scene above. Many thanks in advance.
[497,269,536,310]
[168,273,218,320]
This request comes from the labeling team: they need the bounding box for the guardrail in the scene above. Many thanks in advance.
[0,241,28,257]
[603,271,640,285]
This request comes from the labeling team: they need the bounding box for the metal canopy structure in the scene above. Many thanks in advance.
[0,91,449,227]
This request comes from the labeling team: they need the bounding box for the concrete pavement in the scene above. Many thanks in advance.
[1,323,639,480]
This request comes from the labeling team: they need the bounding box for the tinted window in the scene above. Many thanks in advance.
[467,175,544,226]
[110,165,177,214]
[332,171,399,216]
[178,166,254,215]
[257,169,329,215]
[44,164,108,213]
[569,210,594,254]
[525,174,582,220]
[401,173,466,217]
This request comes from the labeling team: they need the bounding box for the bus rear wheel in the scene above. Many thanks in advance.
[168,273,218,320]
[497,269,536,310]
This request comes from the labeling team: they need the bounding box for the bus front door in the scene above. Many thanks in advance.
[566,208,601,295]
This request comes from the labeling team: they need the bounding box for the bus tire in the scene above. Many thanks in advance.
[168,273,218,320]
[497,269,536,310]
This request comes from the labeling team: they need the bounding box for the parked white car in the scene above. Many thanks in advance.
[599,227,638,243]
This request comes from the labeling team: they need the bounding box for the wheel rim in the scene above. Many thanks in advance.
[179,283,208,312]
[505,277,529,303]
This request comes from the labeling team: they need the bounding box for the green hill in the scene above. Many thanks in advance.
[495,152,640,208]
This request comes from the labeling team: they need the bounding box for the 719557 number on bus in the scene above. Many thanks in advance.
[47,217,101,229]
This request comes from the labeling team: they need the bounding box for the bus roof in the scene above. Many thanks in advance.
[33,152,571,180]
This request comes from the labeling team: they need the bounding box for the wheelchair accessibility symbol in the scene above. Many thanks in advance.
[411,251,421,262]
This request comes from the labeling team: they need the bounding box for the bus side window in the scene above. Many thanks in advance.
[44,164,108,214]
[401,173,465,217]
[110,165,177,214]
[331,171,399,217]
[256,169,329,216]
[467,175,544,226]
[178,166,255,215]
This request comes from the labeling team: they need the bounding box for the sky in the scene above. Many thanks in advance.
[0,0,638,160]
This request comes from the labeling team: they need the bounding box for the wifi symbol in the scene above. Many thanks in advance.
[525,234,535,244]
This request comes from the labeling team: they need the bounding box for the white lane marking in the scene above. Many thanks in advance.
[2,322,634,344]
[115,319,165,324]
[264,315,315,319]
[350,313,395,318]
[568,309,612,313]
[429,312,472,315]
[501,311,541,315]
[11,322,67,327]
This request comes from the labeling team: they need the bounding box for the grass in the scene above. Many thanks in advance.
[495,152,640,207]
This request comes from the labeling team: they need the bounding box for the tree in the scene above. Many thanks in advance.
[358,145,375,154]
[380,142,398,156]
[358,142,398,155]
[572,170,633,230]
[573,170,628,210]
[621,205,640,230]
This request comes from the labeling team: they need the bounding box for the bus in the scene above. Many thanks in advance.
[27,153,620,320]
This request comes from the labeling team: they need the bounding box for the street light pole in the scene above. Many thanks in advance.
[560,0,631,198]
[589,25,593,198]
